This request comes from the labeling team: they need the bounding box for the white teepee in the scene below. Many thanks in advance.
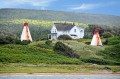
[21,22,32,41]
[90,29,102,46]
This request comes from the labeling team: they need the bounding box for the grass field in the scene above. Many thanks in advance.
[0,39,120,73]
[0,63,120,73]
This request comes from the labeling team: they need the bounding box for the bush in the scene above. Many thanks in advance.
[0,38,5,44]
[0,36,20,44]
[58,35,72,40]
[81,58,108,65]
[45,40,52,45]
[81,57,120,65]
[20,40,31,45]
[85,42,91,45]
[103,38,108,45]
[107,36,120,45]
[83,35,92,39]
[102,32,113,38]
[102,44,120,62]
[103,66,111,70]
[53,42,79,58]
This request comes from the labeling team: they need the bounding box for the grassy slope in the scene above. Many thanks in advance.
[0,44,81,64]
[63,40,120,65]
[63,40,104,58]
[0,40,120,73]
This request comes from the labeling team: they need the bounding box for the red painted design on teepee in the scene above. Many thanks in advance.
[94,29,100,45]
[24,22,30,41]
[90,28,102,46]
[96,33,100,45]
[24,22,28,26]
[94,29,99,34]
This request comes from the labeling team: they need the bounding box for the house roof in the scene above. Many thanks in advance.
[54,23,74,31]
[77,27,84,30]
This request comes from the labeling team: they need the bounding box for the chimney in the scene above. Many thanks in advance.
[73,22,75,26]
[64,21,67,25]
[63,21,68,27]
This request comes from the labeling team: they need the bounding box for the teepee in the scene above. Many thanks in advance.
[21,22,32,41]
[90,29,102,46]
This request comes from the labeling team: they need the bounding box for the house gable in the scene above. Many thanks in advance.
[69,26,81,39]
[51,25,57,33]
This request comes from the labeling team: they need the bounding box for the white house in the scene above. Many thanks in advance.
[49,23,84,40]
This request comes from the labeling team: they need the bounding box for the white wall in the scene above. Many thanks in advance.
[69,26,83,39]
[57,31,64,37]
[79,28,84,38]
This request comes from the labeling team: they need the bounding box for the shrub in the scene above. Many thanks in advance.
[53,42,79,58]
[102,44,120,62]
[103,66,111,70]
[20,40,31,45]
[81,58,108,65]
[83,35,92,39]
[103,38,108,45]
[0,36,22,44]
[0,36,15,44]
[102,32,113,38]
[107,36,120,45]
[85,42,91,45]
[0,38,5,44]
[101,36,120,63]
[45,40,52,45]
[80,57,120,65]
[58,35,72,40]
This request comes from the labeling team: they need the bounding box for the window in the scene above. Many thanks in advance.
[71,34,77,36]
[80,30,83,32]
[55,29,56,33]
[74,29,76,32]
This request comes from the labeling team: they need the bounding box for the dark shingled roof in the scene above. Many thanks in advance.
[54,23,74,31]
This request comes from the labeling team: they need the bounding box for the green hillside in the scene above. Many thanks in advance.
[0,8,120,40]
[0,8,120,26]
[0,44,81,64]
[0,40,119,65]
[0,39,120,73]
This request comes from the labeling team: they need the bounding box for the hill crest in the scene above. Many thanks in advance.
[0,8,120,27]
